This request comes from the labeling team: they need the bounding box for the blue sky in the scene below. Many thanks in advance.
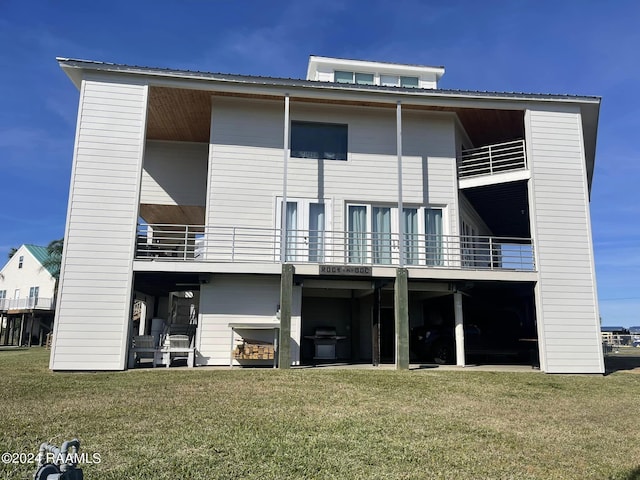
[1,1,638,327]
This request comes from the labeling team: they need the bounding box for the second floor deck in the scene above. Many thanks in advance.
[136,224,536,275]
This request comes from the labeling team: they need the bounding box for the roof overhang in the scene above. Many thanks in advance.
[57,58,601,191]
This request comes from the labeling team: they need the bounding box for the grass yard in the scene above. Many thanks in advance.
[1,349,639,479]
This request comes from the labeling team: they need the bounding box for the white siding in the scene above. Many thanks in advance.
[208,98,458,236]
[50,79,147,371]
[0,246,56,308]
[526,108,603,374]
[140,141,208,206]
[197,275,301,366]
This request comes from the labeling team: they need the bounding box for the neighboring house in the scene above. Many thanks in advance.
[0,245,57,346]
[50,55,603,373]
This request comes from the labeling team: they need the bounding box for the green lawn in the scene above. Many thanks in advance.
[1,348,639,480]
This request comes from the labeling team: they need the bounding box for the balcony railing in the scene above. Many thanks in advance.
[136,224,536,272]
[459,139,527,179]
[0,297,54,311]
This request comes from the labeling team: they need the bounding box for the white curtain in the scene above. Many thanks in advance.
[403,208,418,265]
[285,202,298,262]
[373,207,391,264]
[348,206,367,263]
[308,203,325,262]
[425,208,443,266]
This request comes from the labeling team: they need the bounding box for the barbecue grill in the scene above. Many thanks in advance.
[304,327,347,360]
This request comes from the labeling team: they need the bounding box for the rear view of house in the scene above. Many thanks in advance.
[50,55,603,373]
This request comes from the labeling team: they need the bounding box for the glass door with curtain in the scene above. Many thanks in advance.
[372,207,393,264]
[348,205,367,263]
[403,208,419,265]
[425,208,443,266]
[278,199,328,263]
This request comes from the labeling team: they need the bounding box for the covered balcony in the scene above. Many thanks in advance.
[458,139,529,189]
[135,223,536,272]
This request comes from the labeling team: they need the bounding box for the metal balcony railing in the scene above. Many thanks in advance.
[459,139,527,179]
[0,297,54,311]
[136,224,536,272]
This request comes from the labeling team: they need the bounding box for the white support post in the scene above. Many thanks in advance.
[280,94,290,263]
[454,292,465,366]
[396,101,404,267]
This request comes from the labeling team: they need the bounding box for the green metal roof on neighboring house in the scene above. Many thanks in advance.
[24,244,58,277]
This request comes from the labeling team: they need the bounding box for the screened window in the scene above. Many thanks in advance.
[18,255,24,269]
[291,121,348,161]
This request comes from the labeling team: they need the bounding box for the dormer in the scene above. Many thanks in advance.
[306,55,445,89]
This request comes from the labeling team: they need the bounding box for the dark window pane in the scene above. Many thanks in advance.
[291,122,348,161]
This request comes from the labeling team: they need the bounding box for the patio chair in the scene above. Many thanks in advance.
[160,334,195,368]
[128,335,158,368]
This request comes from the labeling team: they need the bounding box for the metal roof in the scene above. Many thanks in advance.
[56,57,601,103]
[24,244,58,277]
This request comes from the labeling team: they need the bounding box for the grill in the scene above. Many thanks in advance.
[304,327,347,360]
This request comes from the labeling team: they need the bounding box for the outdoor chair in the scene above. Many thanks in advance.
[159,334,195,368]
[128,335,158,368]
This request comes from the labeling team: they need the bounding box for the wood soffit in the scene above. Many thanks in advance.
[145,86,525,146]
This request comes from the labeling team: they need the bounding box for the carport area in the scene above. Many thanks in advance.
[410,281,538,367]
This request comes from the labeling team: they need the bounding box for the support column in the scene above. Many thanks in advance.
[454,292,465,366]
[395,268,409,370]
[280,94,290,263]
[278,264,294,369]
[372,286,381,366]
[19,314,25,347]
[396,101,405,267]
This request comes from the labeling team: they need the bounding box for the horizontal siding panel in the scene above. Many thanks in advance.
[52,80,146,371]
[528,108,601,374]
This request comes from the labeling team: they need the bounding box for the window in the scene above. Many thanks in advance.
[334,71,374,85]
[400,76,419,88]
[380,75,420,88]
[355,72,374,85]
[18,255,24,268]
[0,290,5,310]
[29,286,39,308]
[335,70,353,83]
[291,121,348,161]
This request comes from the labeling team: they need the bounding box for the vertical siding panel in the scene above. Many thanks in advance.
[526,108,603,374]
[50,79,147,371]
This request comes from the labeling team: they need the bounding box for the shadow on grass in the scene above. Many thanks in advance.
[604,353,640,375]
[624,466,640,480]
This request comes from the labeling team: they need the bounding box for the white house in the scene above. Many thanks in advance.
[50,55,603,373]
[0,245,57,346]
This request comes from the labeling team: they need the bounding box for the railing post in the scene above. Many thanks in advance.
[184,225,189,260]
[489,237,494,270]
[231,227,236,262]
[488,144,493,174]
[522,140,527,169]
